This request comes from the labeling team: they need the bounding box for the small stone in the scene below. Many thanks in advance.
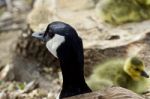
[21,80,38,93]
[47,92,55,99]
[0,64,15,81]
[0,92,7,99]
[0,11,12,21]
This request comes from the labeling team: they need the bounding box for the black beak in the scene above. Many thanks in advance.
[32,32,46,42]
[141,71,149,78]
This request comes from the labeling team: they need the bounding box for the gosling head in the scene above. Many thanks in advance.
[124,57,149,80]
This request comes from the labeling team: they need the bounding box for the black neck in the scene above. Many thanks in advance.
[56,37,92,98]
[59,58,92,98]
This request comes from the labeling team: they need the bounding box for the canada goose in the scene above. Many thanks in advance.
[32,21,92,99]
[87,57,149,93]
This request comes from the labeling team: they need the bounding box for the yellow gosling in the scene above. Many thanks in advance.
[87,57,149,94]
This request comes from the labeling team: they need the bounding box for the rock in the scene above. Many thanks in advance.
[27,0,97,32]
[47,92,56,99]
[13,0,30,12]
[0,64,15,81]
[21,80,38,93]
[8,92,19,99]
[0,0,6,7]
[29,89,48,97]
[27,0,56,32]
[0,92,7,99]
[58,0,95,10]
[0,11,12,22]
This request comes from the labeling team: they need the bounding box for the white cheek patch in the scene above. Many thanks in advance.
[46,34,65,58]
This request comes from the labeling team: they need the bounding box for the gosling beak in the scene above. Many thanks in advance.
[141,71,149,78]
[32,32,46,42]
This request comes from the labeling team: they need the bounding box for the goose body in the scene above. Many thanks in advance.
[65,87,144,99]
[32,21,91,99]
[87,57,149,94]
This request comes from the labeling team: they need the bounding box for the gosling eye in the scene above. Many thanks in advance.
[134,68,140,71]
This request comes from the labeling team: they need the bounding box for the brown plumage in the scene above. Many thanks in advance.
[65,87,144,99]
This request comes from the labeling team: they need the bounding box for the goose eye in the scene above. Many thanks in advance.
[48,32,54,38]
[46,29,54,38]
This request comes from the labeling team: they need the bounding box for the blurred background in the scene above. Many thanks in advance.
[0,0,150,98]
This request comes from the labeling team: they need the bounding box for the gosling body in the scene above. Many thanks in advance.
[87,57,149,93]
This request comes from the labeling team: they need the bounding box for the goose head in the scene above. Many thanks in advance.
[32,21,92,98]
